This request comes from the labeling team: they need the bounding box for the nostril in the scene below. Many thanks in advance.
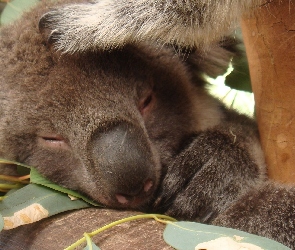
[115,179,154,205]
[143,179,153,192]
[115,194,131,204]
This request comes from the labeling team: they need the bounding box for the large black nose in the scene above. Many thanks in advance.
[90,122,159,206]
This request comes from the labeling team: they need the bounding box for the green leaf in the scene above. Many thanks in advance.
[83,234,101,250]
[30,168,101,207]
[0,158,101,230]
[207,76,255,117]
[0,158,31,169]
[1,0,40,25]
[0,184,91,230]
[0,158,100,206]
[224,29,252,93]
[163,221,291,250]
[0,212,3,231]
[84,242,101,250]
[225,56,252,93]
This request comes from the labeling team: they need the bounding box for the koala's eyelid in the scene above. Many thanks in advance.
[138,90,154,116]
[38,132,64,140]
[38,134,71,150]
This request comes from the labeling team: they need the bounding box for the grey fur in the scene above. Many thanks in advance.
[0,1,294,249]
[39,0,262,53]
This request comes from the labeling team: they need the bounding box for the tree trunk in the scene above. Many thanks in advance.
[241,0,295,183]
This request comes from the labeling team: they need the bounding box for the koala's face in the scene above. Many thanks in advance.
[0,38,197,209]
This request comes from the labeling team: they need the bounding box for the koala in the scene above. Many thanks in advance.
[38,0,263,53]
[0,0,295,249]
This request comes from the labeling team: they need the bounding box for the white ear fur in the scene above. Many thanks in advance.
[39,0,261,53]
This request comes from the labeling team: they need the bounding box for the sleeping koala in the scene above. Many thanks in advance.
[0,0,295,249]
[38,0,263,53]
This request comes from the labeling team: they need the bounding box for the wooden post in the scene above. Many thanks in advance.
[241,0,295,183]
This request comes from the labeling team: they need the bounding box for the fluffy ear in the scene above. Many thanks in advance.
[181,37,242,86]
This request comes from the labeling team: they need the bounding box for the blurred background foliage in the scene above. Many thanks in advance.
[0,0,255,117]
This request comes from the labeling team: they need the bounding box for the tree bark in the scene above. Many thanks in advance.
[241,0,295,183]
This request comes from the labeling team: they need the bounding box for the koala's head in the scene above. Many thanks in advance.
[0,1,231,209]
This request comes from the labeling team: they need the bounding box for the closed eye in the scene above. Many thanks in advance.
[38,134,70,150]
[139,91,154,116]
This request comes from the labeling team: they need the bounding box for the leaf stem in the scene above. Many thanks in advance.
[84,233,94,250]
[18,174,30,181]
[0,158,31,169]
[0,183,23,189]
[65,214,176,250]
[0,196,7,201]
[0,174,30,183]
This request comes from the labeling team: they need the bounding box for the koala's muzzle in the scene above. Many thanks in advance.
[90,122,159,208]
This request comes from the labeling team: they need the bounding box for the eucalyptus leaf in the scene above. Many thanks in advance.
[30,168,101,206]
[225,55,252,93]
[84,239,101,250]
[0,0,40,25]
[224,29,251,93]
[0,212,3,231]
[0,2,6,15]
[0,158,31,169]
[163,221,290,250]
[0,184,91,230]
[0,158,100,206]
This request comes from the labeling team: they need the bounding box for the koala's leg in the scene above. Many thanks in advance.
[153,128,264,223]
[39,0,260,53]
[0,208,171,250]
[213,182,295,249]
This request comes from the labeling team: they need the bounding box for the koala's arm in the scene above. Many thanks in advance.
[153,120,294,248]
[213,182,295,249]
[153,121,266,222]
[39,0,260,53]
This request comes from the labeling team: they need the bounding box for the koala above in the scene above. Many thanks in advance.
[0,0,294,249]
[39,0,262,53]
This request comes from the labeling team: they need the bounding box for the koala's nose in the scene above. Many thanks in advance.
[90,122,159,206]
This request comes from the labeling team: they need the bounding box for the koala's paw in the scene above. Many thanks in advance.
[153,138,204,216]
[153,164,186,212]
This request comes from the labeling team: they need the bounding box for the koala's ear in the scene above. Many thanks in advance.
[39,15,63,58]
[38,22,63,62]
[182,37,243,85]
[39,15,59,44]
